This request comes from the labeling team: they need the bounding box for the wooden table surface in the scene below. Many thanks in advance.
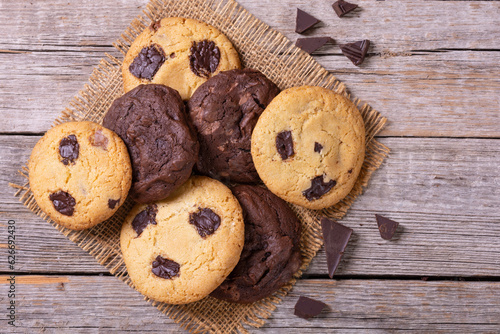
[1,0,500,332]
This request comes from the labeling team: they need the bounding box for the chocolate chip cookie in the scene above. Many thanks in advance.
[188,69,279,183]
[103,84,199,203]
[122,17,241,100]
[211,185,301,303]
[251,86,365,210]
[120,176,245,304]
[28,121,132,230]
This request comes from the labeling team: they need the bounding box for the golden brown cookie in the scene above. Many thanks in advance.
[28,121,132,230]
[120,176,244,304]
[122,17,241,100]
[251,86,365,210]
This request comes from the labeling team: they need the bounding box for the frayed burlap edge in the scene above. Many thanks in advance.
[10,0,389,333]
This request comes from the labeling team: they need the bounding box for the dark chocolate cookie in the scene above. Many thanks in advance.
[103,84,199,203]
[211,184,302,303]
[188,69,279,183]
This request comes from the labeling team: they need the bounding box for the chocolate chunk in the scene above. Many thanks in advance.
[332,0,358,17]
[303,175,336,201]
[150,19,161,31]
[189,208,221,238]
[295,9,321,34]
[314,142,323,153]
[339,40,370,66]
[152,255,180,279]
[89,129,108,150]
[296,37,334,54]
[375,214,399,240]
[49,191,76,216]
[189,40,220,78]
[276,131,294,160]
[170,52,175,59]
[129,44,166,80]
[59,134,79,165]
[294,296,328,319]
[321,217,352,278]
[132,204,158,237]
[108,199,120,209]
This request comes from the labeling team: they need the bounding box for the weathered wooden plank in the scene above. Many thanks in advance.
[0,0,500,136]
[1,275,500,332]
[2,136,500,276]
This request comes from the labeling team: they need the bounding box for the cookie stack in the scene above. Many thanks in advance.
[28,17,365,305]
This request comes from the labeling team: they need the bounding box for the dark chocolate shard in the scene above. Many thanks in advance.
[132,204,158,237]
[375,214,399,240]
[339,40,370,66]
[296,37,334,54]
[295,8,321,34]
[150,19,161,32]
[49,191,76,216]
[314,142,323,153]
[294,296,328,319]
[276,131,294,160]
[129,44,166,80]
[152,255,180,279]
[303,175,336,201]
[321,217,352,278]
[189,40,220,78]
[59,134,79,165]
[108,198,120,210]
[89,129,108,150]
[332,0,358,18]
[189,208,221,238]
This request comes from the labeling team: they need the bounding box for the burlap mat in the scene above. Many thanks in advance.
[11,0,389,332]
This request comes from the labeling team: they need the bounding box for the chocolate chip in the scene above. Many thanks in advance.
[189,208,221,238]
[332,0,358,17]
[294,296,328,319]
[129,44,166,80]
[295,8,321,34]
[303,175,336,201]
[321,217,352,278]
[276,131,294,160]
[150,20,161,32]
[89,129,108,150]
[152,255,180,279]
[339,40,370,66]
[132,204,158,237]
[108,199,120,209]
[375,214,399,240]
[49,191,76,216]
[59,134,79,165]
[296,37,334,54]
[348,169,353,174]
[314,142,323,153]
[169,52,175,59]
[189,40,220,78]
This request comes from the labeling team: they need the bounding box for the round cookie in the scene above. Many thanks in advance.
[122,17,241,100]
[103,84,199,204]
[211,185,301,304]
[120,176,245,304]
[251,86,365,210]
[188,69,280,183]
[28,121,132,230]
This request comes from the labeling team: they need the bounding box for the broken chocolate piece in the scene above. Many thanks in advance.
[108,199,120,209]
[59,134,79,165]
[339,40,370,66]
[296,37,334,54]
[314,142,323,153]
[129,44,166,80]
[303,175,336,201]
[375,214,399,240]
[132,204,158,237]
[150,19,161,32]
[332,0,358,17]
[295,9,321,34]
[49,191,76,216]
[189,208,221,238]
[294,296,328,319]
[189,40,220,78]
[89,129,108,150]
[276,131,294,160]
[152,255,180,279]
[321,217,352,278]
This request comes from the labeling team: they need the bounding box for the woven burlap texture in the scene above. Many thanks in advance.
[11,0,389,332]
